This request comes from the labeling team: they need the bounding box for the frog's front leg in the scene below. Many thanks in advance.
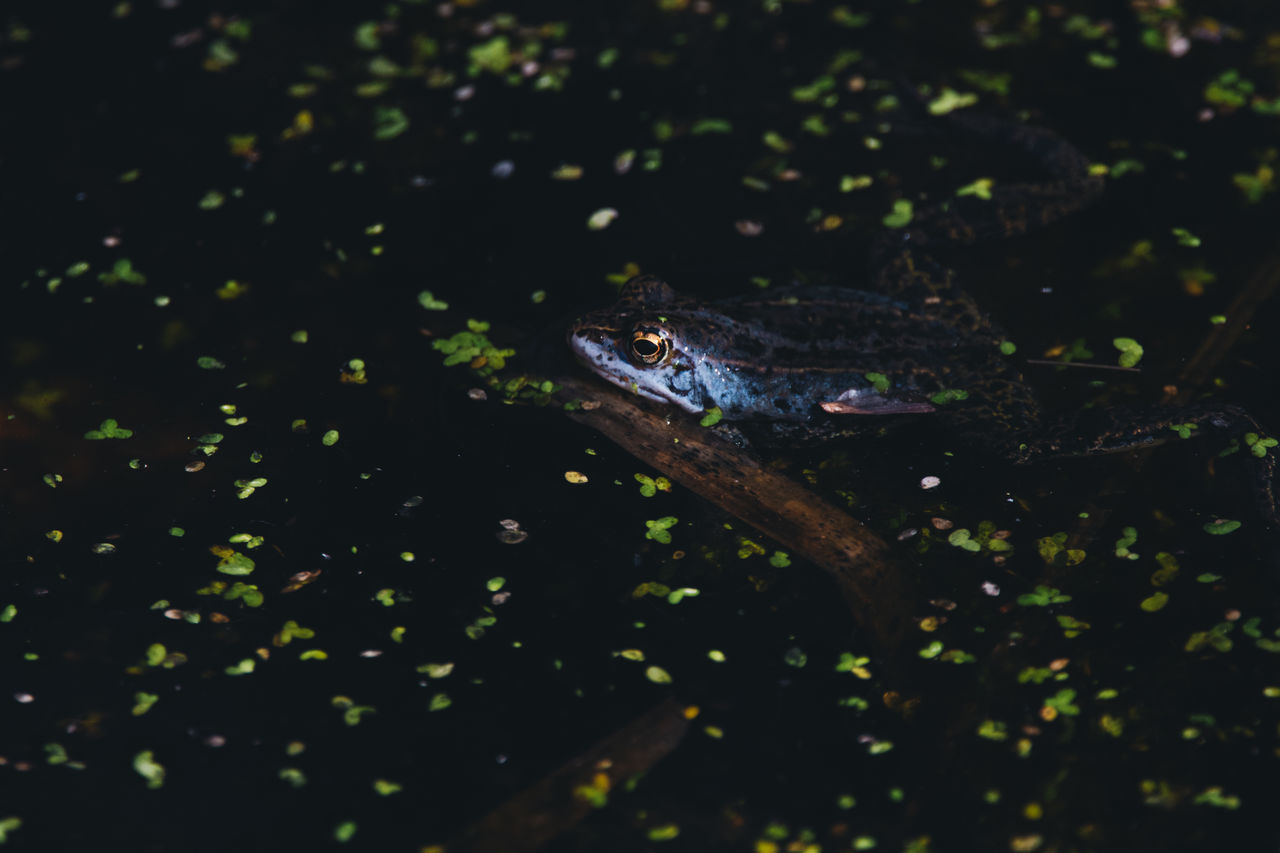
[1002,403,1278,526]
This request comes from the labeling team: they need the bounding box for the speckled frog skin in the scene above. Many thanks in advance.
[568,275,1004,425]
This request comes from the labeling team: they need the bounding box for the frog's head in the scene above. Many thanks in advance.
[567,275,707,413]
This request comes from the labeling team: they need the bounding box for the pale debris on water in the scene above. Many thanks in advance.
[496,518,528,544]
[920,475,941,489]
[587,207,618,230]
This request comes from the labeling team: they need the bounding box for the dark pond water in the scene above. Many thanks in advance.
[3,1,1280,850]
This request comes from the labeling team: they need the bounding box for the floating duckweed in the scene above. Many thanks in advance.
[1151,552,1179,585]
[84,418,133,439]
[666,587,699,604]
[332,697,376,725]
[864,372,890,393]
[196,356,226,370]
[1056,615,1091,637]
[417,662,454,678]
[211,546,255,576]
[132,692,159,716]
[1140,592,1169,612]
[1043,689,1080,716]
[929,388,970,405]
[198,189,227,210]
[0,605,15,623]
[836,652,872,679]
[1017,585,1071,606]
[644,516,678,544]
[1246,432,1278,457]
[840,174,873,192]
[333,821,357,843]
[225,658,255,676]
[373,106,409,140]
[1037,535,1086,566]
[956,177,994,199]
[783,647,808,668]
[929,87,978,115]
[634,473,671,496]
[699,407,723,427]
[322,430,340,446]
[133,751,166,789]
[1185,622,1234,652]
[279,767,307,788]
[691,118,732,135]
[587,207,619,230]
[1114,526,1139,560]
[428,693,452,711]
[1192,787,1240,809]
[977,719,1008,741]
[1113,337,1144,368]
[882,198,913,228]
[1203,519,1241,535]
[234,477,268,499]
[44,743,71,765]
[274,620,315,646]
[948,529,981,552]
[646,824,680,841]
[645,665,672,684]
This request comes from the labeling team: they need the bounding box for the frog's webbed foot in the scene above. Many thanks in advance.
[1002,403,1279,527]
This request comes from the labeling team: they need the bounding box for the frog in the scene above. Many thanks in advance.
[567,113,1276,518]
[567,273,1014,432]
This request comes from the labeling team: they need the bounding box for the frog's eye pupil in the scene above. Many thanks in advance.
[630,331,667,365]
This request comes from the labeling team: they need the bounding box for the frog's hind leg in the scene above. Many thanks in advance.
[1003,403,1279,526]
[870,113,1102,318]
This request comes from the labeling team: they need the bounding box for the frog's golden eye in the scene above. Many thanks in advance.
[629,330,668,365]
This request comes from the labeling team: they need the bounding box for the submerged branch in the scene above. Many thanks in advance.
[555,374,918,656]
[447,697,690,852]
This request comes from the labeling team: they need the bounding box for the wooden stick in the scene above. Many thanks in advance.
[556,374,918,655]
[445,697,690,852]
